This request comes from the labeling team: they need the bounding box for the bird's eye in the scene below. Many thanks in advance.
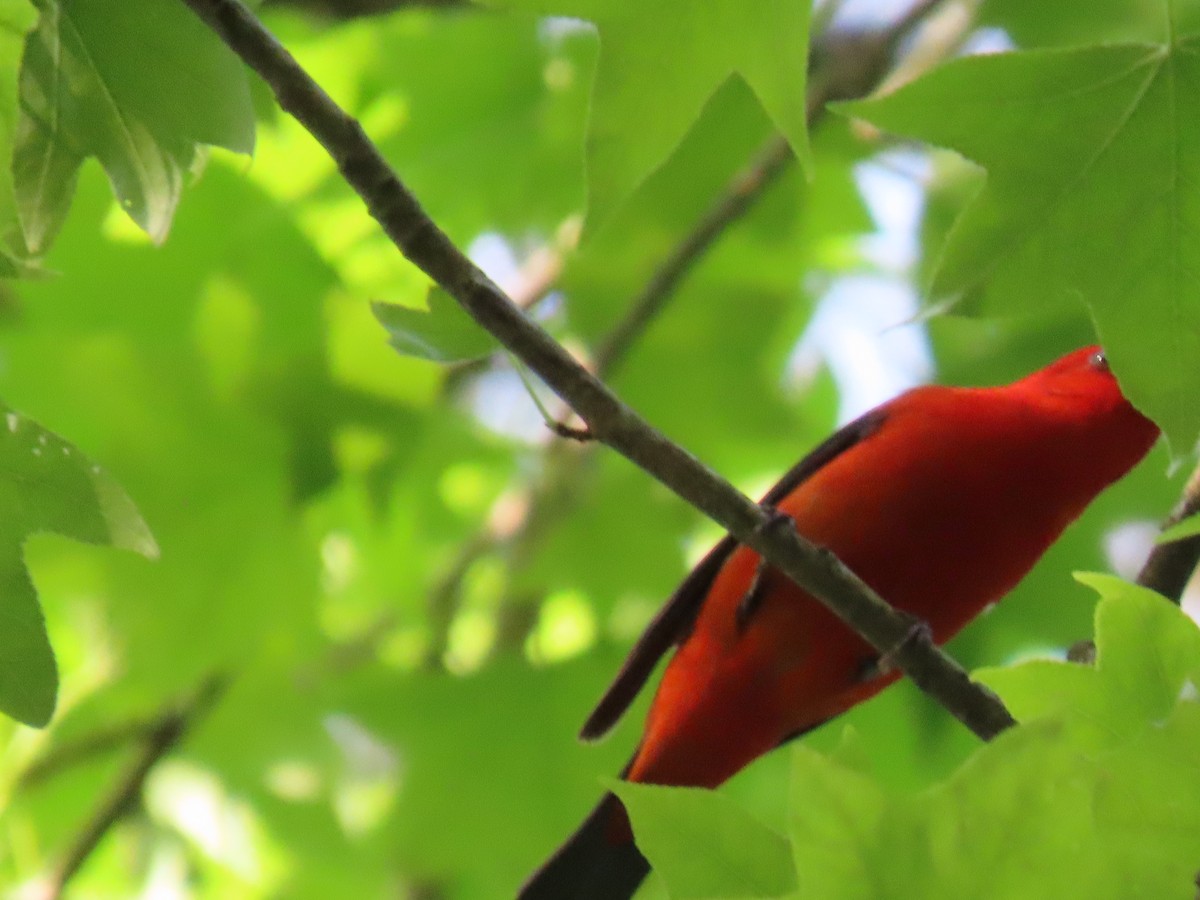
[1089,350,1110,372]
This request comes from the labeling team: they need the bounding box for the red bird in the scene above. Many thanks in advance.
[520,347,1159,900]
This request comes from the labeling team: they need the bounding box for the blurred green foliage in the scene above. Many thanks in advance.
[0,1,1192,898]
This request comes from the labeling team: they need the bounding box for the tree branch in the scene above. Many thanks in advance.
[1137,462,1200,603]
[18,715,162,789]
[37,675,228,899]
[179,0,1015,741]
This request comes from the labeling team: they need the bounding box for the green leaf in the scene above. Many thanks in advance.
[3,161,332,698]
[788,717,1200,900]
[1079,572,1200,719]
[980,0,1166,48]
[368,12,592,243]
[910,723,1115,899]
[612,779,796,899]
[0,0,37,271]
[14,0,255,254]
[1156,512,1200,543]
[788,724,1112,899]
[373,290,499,363]
[978,574,1200,743]
[839,38,1200,451]
[335,657,635,896]
[0,401,156,726]
[788,744,888,899]
[784,584,1200,899]
[486,0,810,229]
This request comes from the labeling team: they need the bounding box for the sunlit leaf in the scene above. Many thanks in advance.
[613,779,796,899]
[14,0,254,253]
[841,36,1200,451]
[1156,512,1200,543]
[373,289,499,363]
[979,573,1200,743]
[786,586,1200,899]
[0,401,155,726]
[0,0,36,270]
[486,0,810,229]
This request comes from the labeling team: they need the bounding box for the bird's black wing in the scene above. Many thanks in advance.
[579,408,886,740]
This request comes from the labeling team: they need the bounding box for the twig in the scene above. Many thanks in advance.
[421,531,495,670]
[590,135,794,378]
[1137,462,1200,603]
[39,675,228,899]
[18,716,161,789]
[261,0,466,18]
[179,0,1015,741]
[807,0,949,104]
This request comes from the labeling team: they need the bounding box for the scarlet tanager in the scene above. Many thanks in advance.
[519,346,1159,900]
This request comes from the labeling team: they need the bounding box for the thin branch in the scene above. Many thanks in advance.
[18,716,161,789]
[38,675,228,899]
[261,0,467,19]
[1137,462,1200,603]
[590,136,794,378]
[180,0,1014,741]
[421,530,495,669]
[508,229,575,312]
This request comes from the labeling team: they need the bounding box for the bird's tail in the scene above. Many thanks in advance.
[518,791,650,900]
